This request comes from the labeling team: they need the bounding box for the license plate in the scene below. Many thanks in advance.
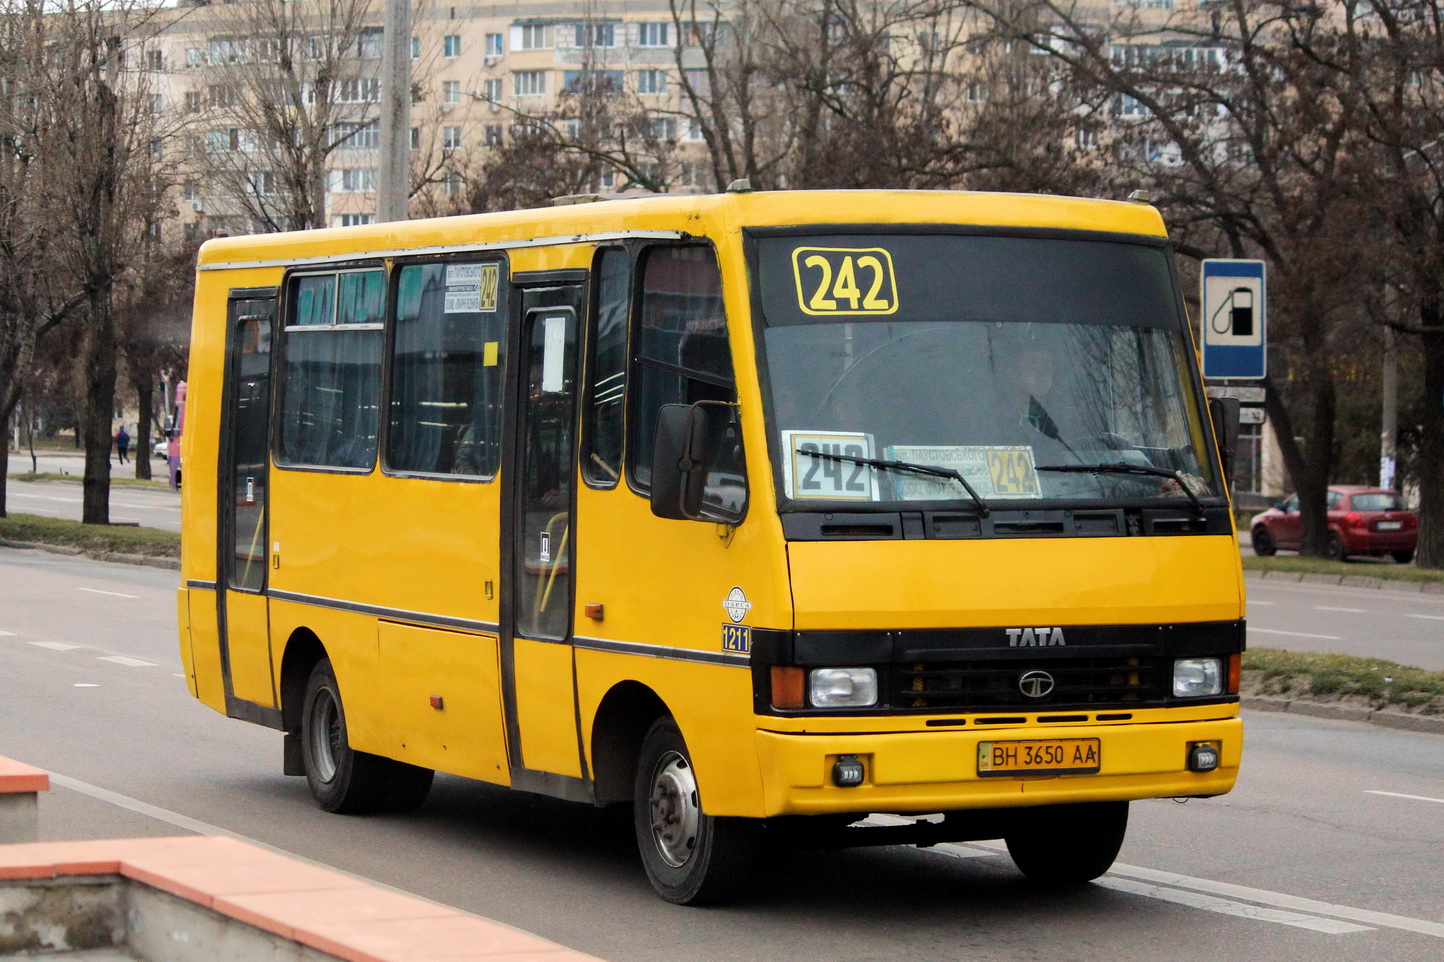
[1378,520,1402,530]
[977,738,1101,777]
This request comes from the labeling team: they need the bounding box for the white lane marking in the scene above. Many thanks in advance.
[77,587,139,599]
[1314,606,1366,613]
[932,838,1444,937]
[1248,600,1276,606]
[73,683,99,688]
[1249,628,1341,640]
[0,630,15,636]
[98,655,156,668]
[29,642,80,651]
[1366,790,1444,806]
[1097,877,1373,934]
[1406,614,1444,621]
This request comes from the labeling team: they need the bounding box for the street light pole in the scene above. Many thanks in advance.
[377,0,411,223]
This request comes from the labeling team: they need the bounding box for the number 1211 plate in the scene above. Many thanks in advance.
[977,738,1101,777]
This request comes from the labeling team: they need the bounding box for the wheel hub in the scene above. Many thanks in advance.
[648,750,700,868]
[307,688,340,783]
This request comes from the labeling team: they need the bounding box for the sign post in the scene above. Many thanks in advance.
[1200,259,1266,379]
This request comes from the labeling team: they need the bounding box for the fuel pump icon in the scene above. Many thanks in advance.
[1211,286,1254,336]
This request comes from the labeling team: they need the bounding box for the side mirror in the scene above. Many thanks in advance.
[1207,396,1240,492]
[650,403,709,520]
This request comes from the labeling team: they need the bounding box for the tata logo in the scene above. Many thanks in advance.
[1005,627,1067,647]
[1018,670,1056,699]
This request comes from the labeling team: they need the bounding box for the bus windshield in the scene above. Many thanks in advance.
[754,232,1218,507]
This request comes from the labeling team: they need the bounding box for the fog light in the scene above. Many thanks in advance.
[1173,657,1223,697]
[1188,742,1221,773]
[809,667,878,708]
[832,755,866,787]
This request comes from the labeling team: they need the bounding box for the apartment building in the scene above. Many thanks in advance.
[144,1,709,237]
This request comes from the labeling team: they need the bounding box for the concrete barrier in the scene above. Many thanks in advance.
[0,756,48,844]
[0,835,601,960]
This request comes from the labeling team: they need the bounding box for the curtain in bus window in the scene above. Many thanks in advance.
[279,328,382,469]
[387,262,506,477]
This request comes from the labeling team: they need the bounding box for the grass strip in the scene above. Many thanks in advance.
[1243,648,1444,715]
[1243,555,1444,584]
[8,471,170,490]
[0,511,179,558]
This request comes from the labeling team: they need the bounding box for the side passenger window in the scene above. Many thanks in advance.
[387,260,507,477]
[627,245,746,518]
[278,269,385,470]
[583,248,629,487]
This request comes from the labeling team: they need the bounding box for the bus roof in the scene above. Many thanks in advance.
[195,190,1169,271]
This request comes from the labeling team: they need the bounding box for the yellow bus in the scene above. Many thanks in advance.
[177,188,1245,904]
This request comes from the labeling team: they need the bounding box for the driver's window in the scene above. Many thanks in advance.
[626,245,746,519]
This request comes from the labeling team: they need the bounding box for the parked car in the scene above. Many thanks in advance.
[1250,486,1417,563]
[154,438,168,459]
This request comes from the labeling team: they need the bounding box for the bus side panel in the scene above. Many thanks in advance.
[226,592,275,707]
[513,639,583,778]
[378,622,509,784]
[185,588,226,712]
[269,598,384,752]
[577,650,765,817]
[573,489,789,818]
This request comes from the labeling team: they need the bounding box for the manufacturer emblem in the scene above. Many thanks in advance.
[722,587,752,624]
[1018,670,1055,699]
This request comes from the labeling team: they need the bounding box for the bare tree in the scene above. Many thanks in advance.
[185,0,385,232]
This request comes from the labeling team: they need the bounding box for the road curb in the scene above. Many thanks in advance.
[1244,569,1444,593]
[1243,696,1444,734]
[0,537,179,571]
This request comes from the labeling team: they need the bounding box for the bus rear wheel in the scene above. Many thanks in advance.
[301,659,433,814]
[633,717,758,905]
[1004,801,1129,885]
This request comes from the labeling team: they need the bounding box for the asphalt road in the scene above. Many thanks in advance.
[1246,577,1444,670]
[1,547,1441,961]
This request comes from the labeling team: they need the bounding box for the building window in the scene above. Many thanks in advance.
[340,121,380,149]
[387,260,508,478]
[182,183,201,202]
[514,70,546,97]
[650,117,677,141]
[411,36,420,59]
[483,78,503,102]
[333,168,377,193]
[564,70,622,94]
[444,171,463,197]
[185,91,203,112]
[410,127,420,149]
[355,28,382,59]
[575,22,616,48]
[484,124,503,147]
[146,49,164,71]
[278,270,385,470]
[209,85,238,108]
[185,48,206,67]
[636,69,666,94]
[444,34,461,58]
[443,126,462,149]
[443,80,461,104]
[637,23,670,47]
[338,78,380,104]
[486,33,503,56]
[517,24,553,51]
[336,214,375,227]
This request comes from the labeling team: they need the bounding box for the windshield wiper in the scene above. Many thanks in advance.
[1035,462,1208,517]
[802,450,990,517]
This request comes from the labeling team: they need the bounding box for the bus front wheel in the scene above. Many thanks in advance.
[633,717,758,905]
[1004,801,1128,885]
[301,659,433,814]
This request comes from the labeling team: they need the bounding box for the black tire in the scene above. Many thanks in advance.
[1393,550,1415,565]
[633,717,758,905]
[1005,801,1129,885]
[1250,526,1276,557]
[300,659,434,814]
[1326,530,1346,561]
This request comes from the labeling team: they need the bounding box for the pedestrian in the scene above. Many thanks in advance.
[116,426,130,464]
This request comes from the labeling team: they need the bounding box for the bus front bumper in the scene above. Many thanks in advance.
[754,717,1241,817]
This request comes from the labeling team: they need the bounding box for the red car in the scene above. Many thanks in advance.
[1250,486,1417,563]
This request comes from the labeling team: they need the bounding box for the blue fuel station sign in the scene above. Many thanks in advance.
[1200,259,1267,379]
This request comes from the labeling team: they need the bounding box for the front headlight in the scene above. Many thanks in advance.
[1173,657,1224,697]
[809,667,878,708]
